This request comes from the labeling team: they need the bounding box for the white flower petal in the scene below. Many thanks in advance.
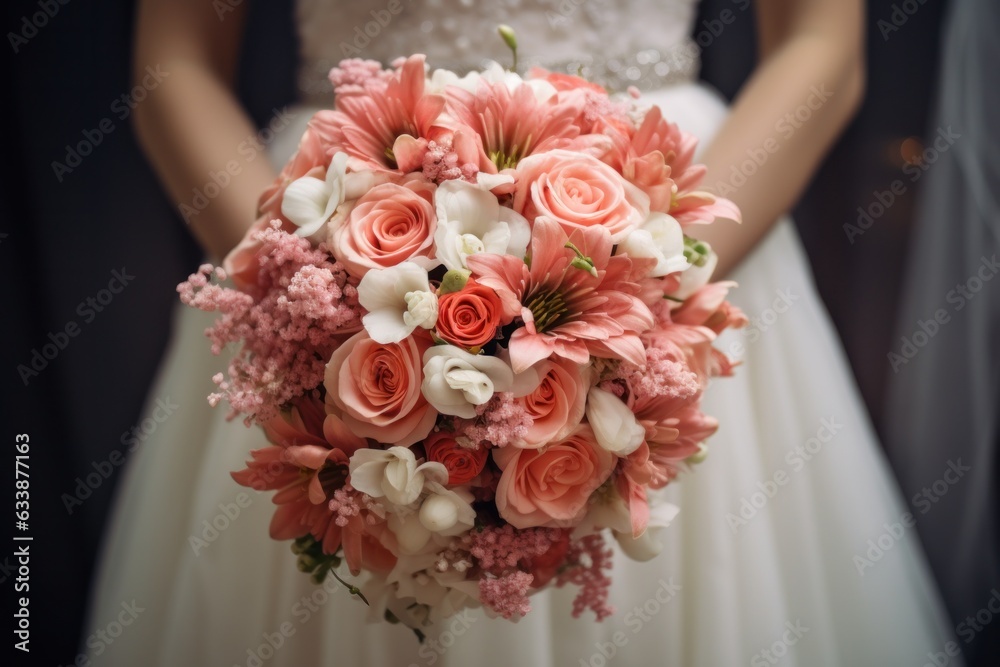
[358,263,434,343]
[361,310,412,345]
[672,250,717,300]
[281,176,330,235]
[586,386,645,456]
[614,502,680,561]
[421,347,514,417]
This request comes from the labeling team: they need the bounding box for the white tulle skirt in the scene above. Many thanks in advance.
[85,83,959,666]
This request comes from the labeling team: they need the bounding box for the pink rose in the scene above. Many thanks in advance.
[514,357,588,448]
[493,424,614,528]
[328,179,438,278]
[513,149,648,243]
[325,331,437,446]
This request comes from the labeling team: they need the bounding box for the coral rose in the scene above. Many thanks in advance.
[514,357,588,448]
[328,179,438,278]
[424,430,488,485]
[493,424,614,528]
[513,149,649,243]
[325,331,437,446]
[434,280,504,349]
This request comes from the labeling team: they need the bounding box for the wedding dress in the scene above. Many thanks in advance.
[86,1,959,664]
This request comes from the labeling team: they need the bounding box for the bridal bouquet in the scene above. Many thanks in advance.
[179,48,744,632]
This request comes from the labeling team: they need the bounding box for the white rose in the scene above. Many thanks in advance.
[586,386,645,456]
[434,177,530,271]
[348,446,447,509]
[617,212,690,278]
[421,346,514,418]
[358,262,438,344]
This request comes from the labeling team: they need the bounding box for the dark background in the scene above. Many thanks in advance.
[0,0,954,664]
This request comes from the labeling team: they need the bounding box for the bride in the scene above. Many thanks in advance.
[86,0,959,664]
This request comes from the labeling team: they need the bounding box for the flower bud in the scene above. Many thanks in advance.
[586,386,645,456]
[438,268,471,295]
[403,290,438,329]
[419,494,460,532]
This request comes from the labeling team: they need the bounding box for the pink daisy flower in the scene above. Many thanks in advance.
[467,218,654,374]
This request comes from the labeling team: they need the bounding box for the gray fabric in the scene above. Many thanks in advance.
[884,0,1000,663]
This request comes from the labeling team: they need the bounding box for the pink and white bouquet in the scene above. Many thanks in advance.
[179,51,745,632]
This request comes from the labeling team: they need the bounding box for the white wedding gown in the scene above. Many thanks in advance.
[86,1,959,665]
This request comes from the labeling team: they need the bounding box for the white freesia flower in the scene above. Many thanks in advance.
[427,62,557,103]
[480,61,558,102]
[434,176,530,271]
[671,247,718,300]
[281,152,345,238]
[614,501,680,561]
[386,553,480,622]
[617,212,690,278]
[427,67,482,94]
[281,152,378,239]
[387,511,432,554]
[422,346,514,418]
[348,447,447,509]
[586,386,646,456]
[418,482,476,535]
[357,263,438,344]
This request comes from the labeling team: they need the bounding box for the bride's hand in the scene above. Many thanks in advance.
[694,0,866,277]
[132,0,279,261]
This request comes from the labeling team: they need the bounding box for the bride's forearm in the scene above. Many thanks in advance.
[693,0,865,277]
[133,0,278,262]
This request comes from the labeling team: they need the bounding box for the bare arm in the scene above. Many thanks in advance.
[694,0,866,277]
[133,0,277,260]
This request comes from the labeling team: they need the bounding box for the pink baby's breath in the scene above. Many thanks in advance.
[479,571,534,619]
[421,138,478,183]
[557,534,615,621]
[461,392,533,448]
[461,524,559,574]
[603,347,701,405]
[178,222,361,424]
[328,58,393,96]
